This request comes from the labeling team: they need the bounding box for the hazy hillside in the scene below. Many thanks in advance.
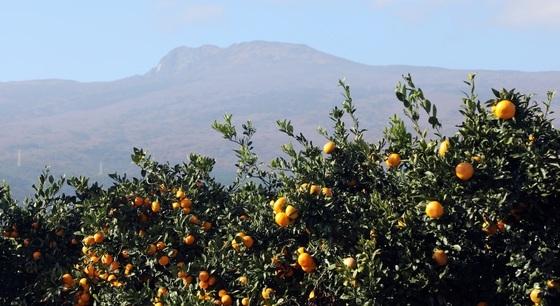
[1,41,559,199]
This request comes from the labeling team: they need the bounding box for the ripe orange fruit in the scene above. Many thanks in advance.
[199,271,210,282]
[432,249,448,266]
[62,273,74,286]
[221,294,233,306]
[158,255,169,266]
[101,254,114,265]
[343,257,357,269]
[218,289,228,297]
[242,235,254,248]
[238,275,248,286]
[151,200,161,213]
[386,153,401,168]
[134,196,143,206]
[547,279,559,289]
[309,185,321,195]
[189,215,200,224]
[275,212,290,227]
[201,221,212,231]
[83,236,95,246]
[241,297,250,306]
[494,99,516,120]
[438,139,450,157]
[156,241,166,251]
[93,232,104,243]
[530,288,542,303]
[171,202,180,210]
[79,278,88,288]
[455,162,474,181]
[32,250,41,261]
[176,189,185,199]
[109,261,120,271]
[298,252,315,268]
[198,280,209,290]
[183,234,195,245]
[285,205,299,220]
[180,198,192,208]
[425,201,444,219]
[323,141,336,154]
[261,288,274,300]
[301,264,316,273]
[273,197,286,213]
[321,187,333,197]
[147,244,157,255]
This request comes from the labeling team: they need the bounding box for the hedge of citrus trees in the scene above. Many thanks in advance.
[1,75,560,305]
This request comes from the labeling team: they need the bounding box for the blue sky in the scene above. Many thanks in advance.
[1,0,560,81]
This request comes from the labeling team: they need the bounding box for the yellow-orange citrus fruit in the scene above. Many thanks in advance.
[83,236,95,246]
[273,197,286,213]
[62,273,74,286]
[455,162,474,181]
[343,257,357,269]
[285,205,299,220]
[221,294,233,306]
[323,141,336,154]
[321,187,333,197]
[530,288,542,303]
[241,297,250,305]
[176,189,185,199]
[199,271,210,282]
[32,250,41,261]
[298,252,315,268]
[93,232,104,243]
[261,288,274,300]
[172,202,180,210]
[151,200,161,213]
[101,254,114,265]
[134,196,144,206]
[180,198,192,208]
[158,255,170,266]
[386,153,401,168]
[494,99,516,120]
[438,139,450,157]
[238,275,248,286]
[432,249,448,266]
[183,234,195,245]
[309,185,321,195]
[156,241,166,251]
[242,235,254,248]
[425,201,444,219]
[275,212,290,227]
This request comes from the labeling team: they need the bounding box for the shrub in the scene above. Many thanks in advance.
[1,75,559,305]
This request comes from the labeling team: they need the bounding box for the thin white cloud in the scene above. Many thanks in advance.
[496,0,560,27]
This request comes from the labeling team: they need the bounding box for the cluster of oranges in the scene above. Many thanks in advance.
[271,196,299,227]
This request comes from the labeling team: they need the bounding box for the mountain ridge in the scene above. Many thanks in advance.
[1,41,559,199]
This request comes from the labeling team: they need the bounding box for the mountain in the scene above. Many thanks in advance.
[1,41,559,199]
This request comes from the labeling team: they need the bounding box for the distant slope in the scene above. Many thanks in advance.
[1,41,559,199]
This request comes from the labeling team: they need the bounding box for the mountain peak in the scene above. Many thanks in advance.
[147,41,347,77]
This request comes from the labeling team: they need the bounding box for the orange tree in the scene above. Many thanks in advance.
[1,75,560,305]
